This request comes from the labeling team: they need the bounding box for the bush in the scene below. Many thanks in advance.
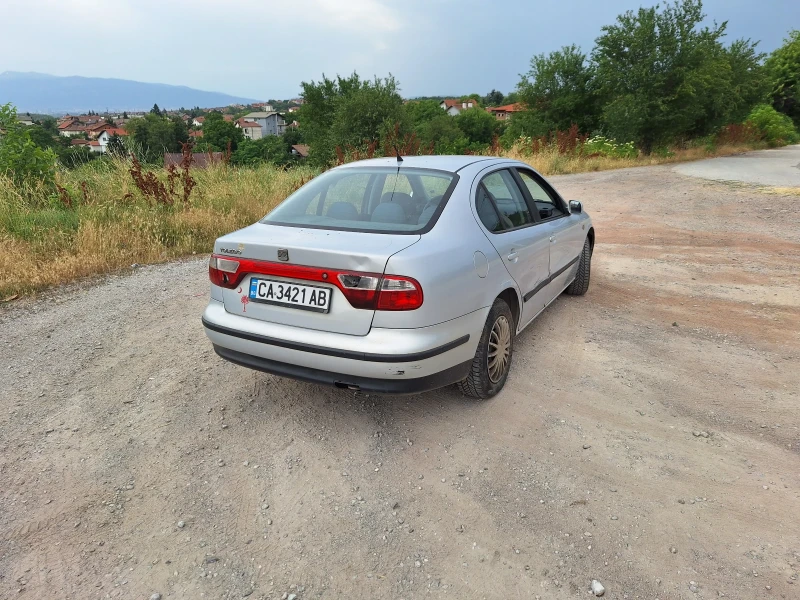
[746,105,799,146]
[583,136,637,158]
[0,103,58,188]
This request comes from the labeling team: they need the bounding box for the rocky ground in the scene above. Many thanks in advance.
[1,163,799,600]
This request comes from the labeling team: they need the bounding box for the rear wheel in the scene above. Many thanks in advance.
[565,237,591,296]
[458,298,514,399]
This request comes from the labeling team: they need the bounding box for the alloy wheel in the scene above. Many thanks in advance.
[487,315,511,383]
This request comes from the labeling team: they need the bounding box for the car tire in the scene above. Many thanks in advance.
[458,298,514,399]
[565,237,592,296]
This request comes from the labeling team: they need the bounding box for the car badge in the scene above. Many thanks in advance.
[278,248,290,262]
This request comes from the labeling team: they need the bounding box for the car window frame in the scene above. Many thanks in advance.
[512,167,570,223]
[263,167,461,235]
[474,168,539,235]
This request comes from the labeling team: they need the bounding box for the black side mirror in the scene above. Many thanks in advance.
[569,200,582,213]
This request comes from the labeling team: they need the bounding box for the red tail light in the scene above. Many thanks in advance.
[208,254,423,311]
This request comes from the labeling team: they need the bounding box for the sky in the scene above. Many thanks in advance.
[2,0,798,100]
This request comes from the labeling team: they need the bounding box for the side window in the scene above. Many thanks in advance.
[476,170,533,232]
[306,173,371,217]
[517,170,565,220]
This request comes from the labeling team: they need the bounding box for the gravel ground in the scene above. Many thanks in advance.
[1,162,799,600]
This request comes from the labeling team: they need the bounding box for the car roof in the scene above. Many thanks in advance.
[335,155,511,173]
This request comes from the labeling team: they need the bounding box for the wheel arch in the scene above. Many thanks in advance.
[497,287,521,330]
[587,226,595,251]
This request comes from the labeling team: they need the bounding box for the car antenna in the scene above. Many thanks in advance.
[394,144,403,163]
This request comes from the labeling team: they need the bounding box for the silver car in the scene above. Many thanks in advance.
[202,155,593,398]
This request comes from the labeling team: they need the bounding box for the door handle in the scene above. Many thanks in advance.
[507,251,519,262]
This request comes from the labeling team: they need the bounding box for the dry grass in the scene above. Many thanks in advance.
[0,140,767,298]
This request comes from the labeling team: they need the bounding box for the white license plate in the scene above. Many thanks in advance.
[248,278,331,313]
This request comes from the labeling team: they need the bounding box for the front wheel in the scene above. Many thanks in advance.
[565,237,592,296]
[458,298,514,399]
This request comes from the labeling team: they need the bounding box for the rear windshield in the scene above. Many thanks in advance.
[262,167,458,233]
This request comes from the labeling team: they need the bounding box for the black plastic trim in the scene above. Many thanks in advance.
[523,255,580,302]
[212,345,472,395]
[202,318,470,363]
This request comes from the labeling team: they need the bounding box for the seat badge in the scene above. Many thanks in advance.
[278,248,290,262]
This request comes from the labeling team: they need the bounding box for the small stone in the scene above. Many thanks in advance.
[415,560,421,568]
[591,579,605,596]
[267,519,273,525]
[243,461,249,466]
[262,503,269,510]
[287,594,296,600]
[610,516,618,521]
[150,595,162,600]
[177,521,185,529]
[763,485,769,490]
[689,581,699,593]
[700,431,709,438]
[678,499,685,504]
[672,322,678,327]
[670,547,678,554]
[584,532,592,537]
[693,431,701,437]
[392,502,400,509]
[441,478,446,483]
[609,488,617,493]
[583,444,591,450]
[766,585,771,590]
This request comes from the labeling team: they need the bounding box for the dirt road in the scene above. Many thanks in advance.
[2,160,799,600]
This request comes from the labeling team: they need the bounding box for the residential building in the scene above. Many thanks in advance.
[192,116,205,127]
[96,128,128,152]
[236,118,263,140]
[486,103,525,120]
[243,112,285,136]
[58,119,87,137]
[440,98,480,116]
[17,115,35,126]
[291,144,310,158]
[251,102,275,112]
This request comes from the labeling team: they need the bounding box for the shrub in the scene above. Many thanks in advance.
[583,136,637,158]
[746,105,799,146]
[0,103,58,188]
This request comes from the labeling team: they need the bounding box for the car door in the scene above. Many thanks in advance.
[515,168,585,305]
[471,168,550,328]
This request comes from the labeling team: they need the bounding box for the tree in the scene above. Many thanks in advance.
[126,113,185,163]
[517,44,598,135]
[405,99,443,130]
[231,136,292,167]
[593,0,763,152]
[482,89,505,107]
[0,103,57,186]
[765,30,800,126]
[418,115,468,153]
[202,111,244,152]
[105,134,127,158]
[298,72,407,164]
[40,116,59,136]
[150,103,162,116]
[123,111,129,119]
[25,124,59,150]
[455,106,498,145]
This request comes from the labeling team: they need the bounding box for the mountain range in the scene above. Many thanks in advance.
[0,72,259,114]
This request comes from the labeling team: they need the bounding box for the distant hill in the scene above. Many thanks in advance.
[0,71,259,114]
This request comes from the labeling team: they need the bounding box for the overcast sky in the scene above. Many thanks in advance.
[2,0,798,100]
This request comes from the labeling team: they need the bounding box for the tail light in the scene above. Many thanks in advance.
[209,255,242,288]
[208,254,423,311]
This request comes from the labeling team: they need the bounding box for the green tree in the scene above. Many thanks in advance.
[298,72,407,164]
[593,0,763,152]
[231,136,293,167]
[0,103,57,186]
[405,99,443,130]
[482,90,505,107]
[150,103,162,116]
[40,116,59,136]
[517,44,598,135]
[25,124,59,150]
[454,106,497,145]
[746,104,799,145]
[126,113,185,163]
[202,111,244,152]
[105,134,127,158]
[418,115,468,153]
[765,30,800,126]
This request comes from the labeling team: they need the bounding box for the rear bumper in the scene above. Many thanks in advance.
[202,300,487,394]
[212,345,471,394]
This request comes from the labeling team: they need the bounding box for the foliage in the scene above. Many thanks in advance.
[482,89,505,106]
[0,103,57,187]
[417,115,469,154]
[298,73,407,165]
[517,44,598,135]
[105,134,127,158]
[202,111,244,152]
[765,30,800,126]
[583,135,637,158]
[745,104,799,145]
[454,107,497,146]
[593,0,765,153]
[126,113,189,164]
[405,99,443,130]
[232,136,293,167]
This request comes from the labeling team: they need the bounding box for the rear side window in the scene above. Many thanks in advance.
[263,167,457,234]
[475,170,534,232]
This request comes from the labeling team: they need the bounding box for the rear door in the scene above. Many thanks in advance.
[471,168,550,327]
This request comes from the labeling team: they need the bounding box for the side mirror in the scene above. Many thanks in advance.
[569,200,582,213]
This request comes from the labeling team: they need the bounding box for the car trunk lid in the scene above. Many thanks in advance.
[217,223,420,336]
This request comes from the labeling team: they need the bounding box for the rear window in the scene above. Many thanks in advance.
[262,167,458,233]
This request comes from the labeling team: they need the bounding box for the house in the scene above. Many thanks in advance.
[87,140,104,153]
[486,103,525,120]
[291,144,310,158]
[58,120,87,137]
[192,116,205,127]
[17,115,35,126]
[235,118,263,140]
[87,122,116,138]
[287,106,301,114]
[188,130,204,138]
[96,128,128,152]
[251,102,275,112]
[242,112,286,136]
[440,98,480,116]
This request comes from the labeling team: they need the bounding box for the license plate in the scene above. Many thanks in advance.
[248,278,331,313]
